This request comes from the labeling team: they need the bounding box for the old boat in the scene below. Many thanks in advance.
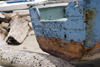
[29,0,100,61]
[0,0,46,12]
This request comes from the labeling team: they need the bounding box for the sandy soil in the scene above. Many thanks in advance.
[8,33,47,54]
[7,32,100,67]
[0,31,47,67]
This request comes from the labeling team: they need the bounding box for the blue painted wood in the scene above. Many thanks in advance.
[29,0,100,47]
[29,0,85,43]
[84,0,99,47]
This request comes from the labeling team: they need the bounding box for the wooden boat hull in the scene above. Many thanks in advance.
[0,0,46,12]
[29,0,100,61]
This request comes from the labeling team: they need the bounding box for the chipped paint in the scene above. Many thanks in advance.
[29,0,100,61]
[36,36,83,60]
[89,43,100,56]
[84,8,98,46]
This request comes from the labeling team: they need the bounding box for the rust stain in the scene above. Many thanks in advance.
[36,36,83,60]
[83,8,100,58]
[84,8,97,36]
[88,42,100,56]
[84,8,97,25]
[84,8,98,45]
[36,36,100,61]
[33,8,100,61]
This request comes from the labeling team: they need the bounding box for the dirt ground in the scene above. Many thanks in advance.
[0,33,100,66]
[8,32,47,54]
[6,31,100,67]
[4,32,100,67]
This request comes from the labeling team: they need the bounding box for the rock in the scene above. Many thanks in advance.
[1,22,10,32]
[0,12,11,23]
[0,48,75,67]
[1,22,9,28]
[5,17,30,45]
[28,30,35,36]
[0,28,7,42]
[26,16,31,22]
[0,29,75,67]
[28,22,33,30]
[9,12,17,17]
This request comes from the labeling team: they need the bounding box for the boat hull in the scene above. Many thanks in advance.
[0,0,46,12]
[29,0,100,61]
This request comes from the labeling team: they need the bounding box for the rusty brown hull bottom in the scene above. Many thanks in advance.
[36,36,83,60]
[36,36,100,61]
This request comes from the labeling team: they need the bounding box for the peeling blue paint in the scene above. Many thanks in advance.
[29,0,85,43]
[29,0,100,47]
